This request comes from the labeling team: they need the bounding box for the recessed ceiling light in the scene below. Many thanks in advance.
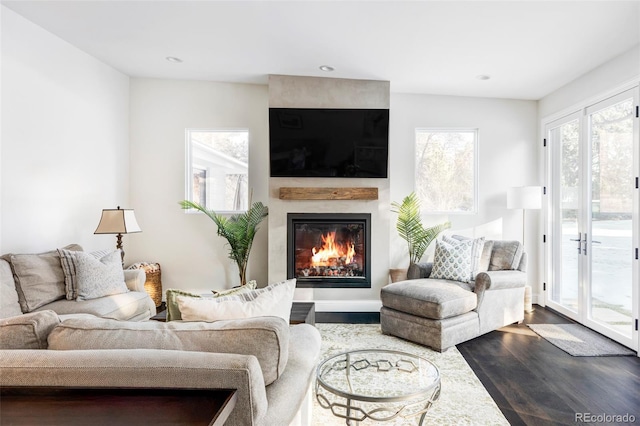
[475,75,491,80]
[319,65,335,72]
[166,56,183,63]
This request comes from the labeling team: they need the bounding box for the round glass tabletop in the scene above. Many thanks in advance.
[316,349,441,424]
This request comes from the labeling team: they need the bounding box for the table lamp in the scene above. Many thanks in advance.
[94,206,141,266]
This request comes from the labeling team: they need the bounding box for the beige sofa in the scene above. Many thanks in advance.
[381,240,527,351]
[0,246,155,321]
[0,246,322,425]
[0,312,321,426]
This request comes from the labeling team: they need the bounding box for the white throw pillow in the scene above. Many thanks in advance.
[67,250,129,301]
[430,238,473,283]
[444,235,485,281]
[177,279,296,323]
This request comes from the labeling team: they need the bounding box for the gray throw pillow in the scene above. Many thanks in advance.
[62,250,129,301]
[59,248,113,300]
[488,240,523,271]
[5,244,82,312]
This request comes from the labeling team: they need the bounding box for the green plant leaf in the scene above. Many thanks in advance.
[179,200,268,285]
[392,192,450,264]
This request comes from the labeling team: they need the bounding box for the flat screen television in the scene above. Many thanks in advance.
[269,108,389,178]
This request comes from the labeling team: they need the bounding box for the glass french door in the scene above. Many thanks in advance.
[546,88,639,350]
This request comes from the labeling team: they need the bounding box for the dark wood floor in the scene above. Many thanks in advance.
[457,307,639,426]
[319,307,640,425]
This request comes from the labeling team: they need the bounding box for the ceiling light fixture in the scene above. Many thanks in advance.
[166,56,183,63]
[319,65,335,72]
[475,74,491,80]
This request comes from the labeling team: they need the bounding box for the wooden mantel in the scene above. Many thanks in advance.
[279,187,378,201]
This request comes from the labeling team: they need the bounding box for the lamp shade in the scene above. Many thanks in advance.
[507,186,542,210]
[94,207,142,234]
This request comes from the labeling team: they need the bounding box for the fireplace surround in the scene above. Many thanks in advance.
[287,213,371,288]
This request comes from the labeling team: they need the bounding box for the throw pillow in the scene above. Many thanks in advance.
[430,239,473,283]
[59,250,129,301]
[59,248,121,300]
[178,279,296,323]
[165,289,202,322]
[489,240,523,271]
[4,244,82,312]
[446,235,486,280]
[478,240,494,273]
[165,281,259,322]
[211,280,257,297]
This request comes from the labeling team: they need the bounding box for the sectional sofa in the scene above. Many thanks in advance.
[0,247,322,425]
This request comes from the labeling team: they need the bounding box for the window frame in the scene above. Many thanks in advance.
[414,127,479,215]
[185,128,250,214]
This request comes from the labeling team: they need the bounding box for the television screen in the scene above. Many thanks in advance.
[269,108,389,178]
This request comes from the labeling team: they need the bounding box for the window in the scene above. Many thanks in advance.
[415,129,477,213]
[186,129,249,212]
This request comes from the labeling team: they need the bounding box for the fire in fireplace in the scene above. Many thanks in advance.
[287,213,371,288]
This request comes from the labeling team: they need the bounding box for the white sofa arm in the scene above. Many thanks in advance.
[123,269,146,292]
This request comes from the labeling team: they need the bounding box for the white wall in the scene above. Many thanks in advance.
[539,45,640,119]
[1,6,130,254]
[128,78,269,293]
[389,93,540,290]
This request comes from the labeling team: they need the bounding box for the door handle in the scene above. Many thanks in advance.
[570,233,582,253]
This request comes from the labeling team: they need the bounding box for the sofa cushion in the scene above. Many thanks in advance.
[430,238,473,283]
[178,279,296,323]
[34,291,154,321]
[489,240,523,271]
[0,259,22,319]
[47,316,290,386]
[0,310,60,349]
[381,279,477,320]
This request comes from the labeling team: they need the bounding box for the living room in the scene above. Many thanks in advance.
[1,1,639,425]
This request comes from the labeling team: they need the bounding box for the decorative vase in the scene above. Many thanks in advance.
[389,268,408,283]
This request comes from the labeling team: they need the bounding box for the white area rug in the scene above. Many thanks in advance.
[527,323,635,356]
[313,324,509,425]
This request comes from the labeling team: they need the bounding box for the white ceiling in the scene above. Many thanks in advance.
[3,1,639,100]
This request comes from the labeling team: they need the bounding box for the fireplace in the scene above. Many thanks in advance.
[287,213,371,288]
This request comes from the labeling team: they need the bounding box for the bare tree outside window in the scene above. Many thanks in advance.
[415,130,477,213]
[186,129,249,212]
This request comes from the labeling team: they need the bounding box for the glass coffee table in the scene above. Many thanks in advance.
[316,349,441,425]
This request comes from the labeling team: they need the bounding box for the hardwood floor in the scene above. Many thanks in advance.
[319,307,639,425]
[457,307,640,425]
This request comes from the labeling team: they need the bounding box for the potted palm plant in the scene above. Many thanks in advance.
[390,192,450,281]
[179,200,268,286]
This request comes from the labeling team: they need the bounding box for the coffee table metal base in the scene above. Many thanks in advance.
[315,349,441,425]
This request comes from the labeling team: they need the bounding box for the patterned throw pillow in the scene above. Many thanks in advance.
[430,239,473,283]
[445,235,486,281]
[58,248,113,300]
[57,250,129,301]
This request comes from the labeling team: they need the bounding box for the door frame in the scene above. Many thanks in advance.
[542,83,639,352]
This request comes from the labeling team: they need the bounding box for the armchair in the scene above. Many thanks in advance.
[381,240,527,351]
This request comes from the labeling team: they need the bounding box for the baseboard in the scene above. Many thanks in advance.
[307,299,382,312]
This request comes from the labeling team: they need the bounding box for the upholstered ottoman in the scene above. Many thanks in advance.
[380,279,480,352]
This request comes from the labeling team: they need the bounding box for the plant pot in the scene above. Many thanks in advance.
[389,268,408,283]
